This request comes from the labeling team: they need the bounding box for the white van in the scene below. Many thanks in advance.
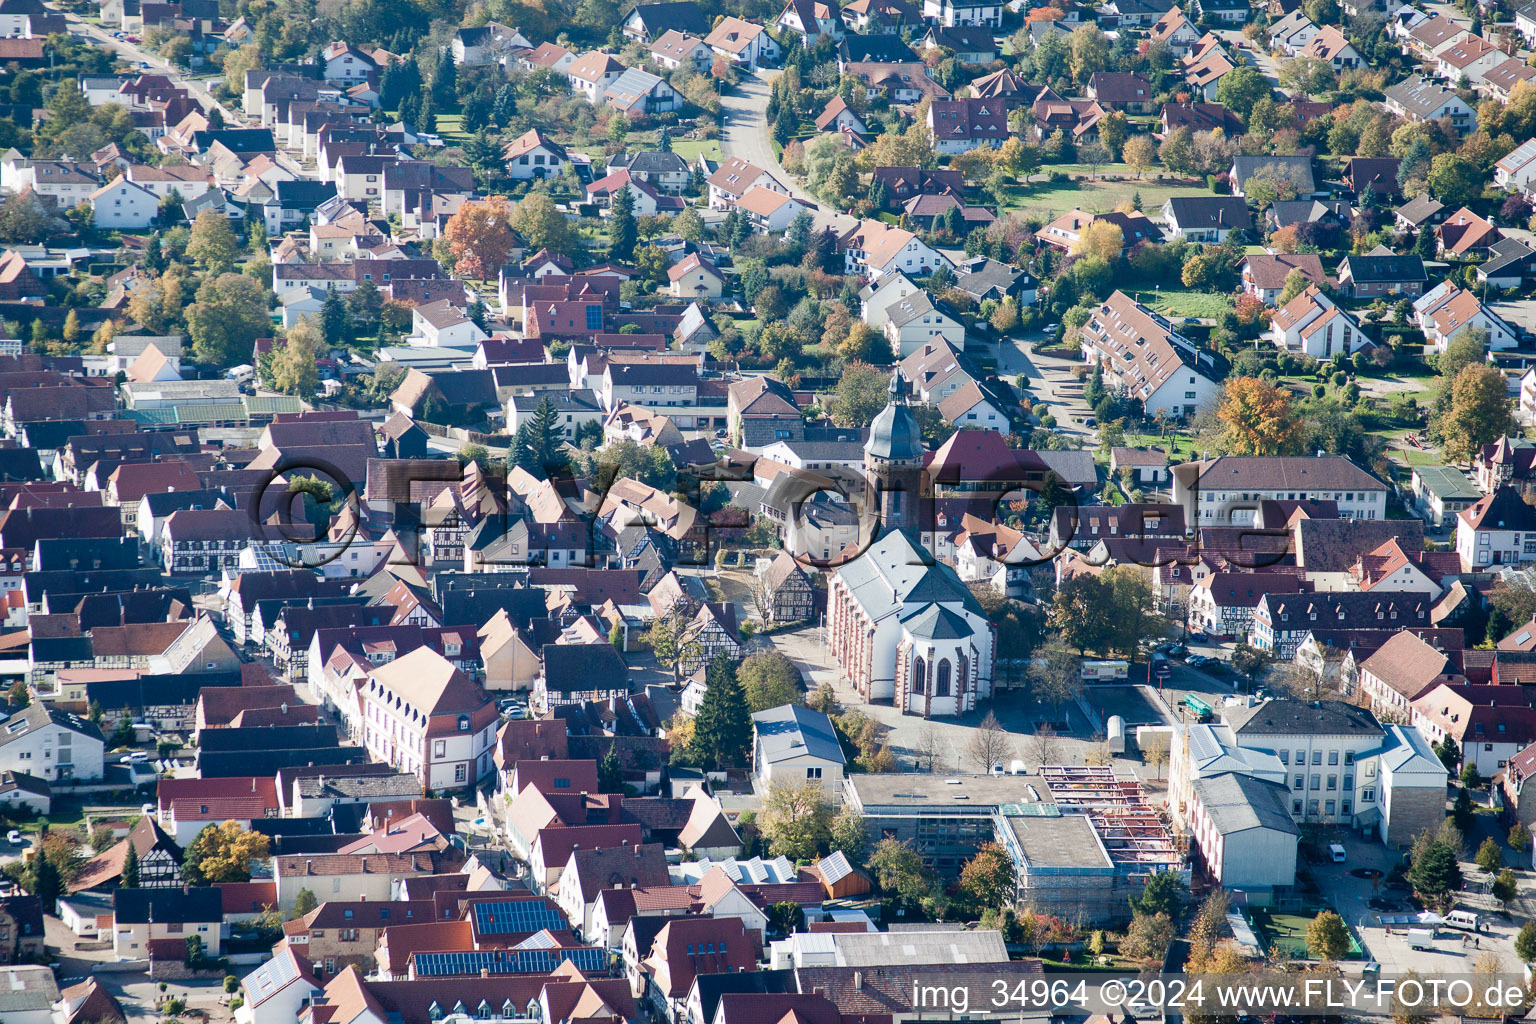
[1329,843,1346,863]
[1445,910,1482,931]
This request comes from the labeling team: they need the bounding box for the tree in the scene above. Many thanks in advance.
[1070,221,1123,262]
[759,780,831,861]
[186,273,269,367]
[1142,733,1170,779]
[829,804,870,861]
[959,842,1017,911]
[271,320,321,400]
[834,362,889,427]
[1278,267,1311,306]
[23,851,61,910]
[444,197,517,280]
[990,297,1020,334]
[1217,376,1303,456]
[182,820,271,886]
[320,287,352,345]
[62,309,80,345]
[1068,24,1111,86]
[1493,867,1518,908]
[1123,135,1157,177]
[868,837,932,906]
[122,842,140,888]
[1511,822,1531,858]
[609,185,638,263]
[1437,363,1514,463]
[738,650,802,712]
[1121,912,1174,960]
[187,210,239,275]
[292,888,319,917]
[6,681,28,708]
[1428,152,1484,209]
[1160,127,1196,174]
[1306,910,1350,962]
[914,724,945,773]
[692,655,752,769]
[510,193,577,257]
[1216,66,1272,119]
[1517,921,1536,962]
[599,744,623,793]
[1130,870,1186,918]
[1462,762,1484,789]
[1406,834,1463,906]
[1027,641,1083,718]
[966,711,1012,772]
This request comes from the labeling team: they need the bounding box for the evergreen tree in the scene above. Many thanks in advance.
[26,852,62,910]
[772,106,797,147]
[492,83,518,127]
[417,93,437,135]
[462,91,492,132]
[144,232,164,273]
[432,48,457,108]
[525,395,566,473]
[320,288,352,344]
[657,127,672,153]
[1415,226,1437,259]
[598,744,623,792]
[122,842,141,888]
[692,655,752,769]
[609,185,638,263]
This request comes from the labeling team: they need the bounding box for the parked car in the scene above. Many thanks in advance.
[1188,632,1209,643]
[5,831,19,845]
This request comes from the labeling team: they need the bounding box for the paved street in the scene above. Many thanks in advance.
[719,72,860,238]
[51,8,244,126]
[1216,28,1289,95]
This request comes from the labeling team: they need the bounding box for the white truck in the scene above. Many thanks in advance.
[1081,659,1129,683]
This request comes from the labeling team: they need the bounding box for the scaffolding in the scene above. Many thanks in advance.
[1037,766,1183,873]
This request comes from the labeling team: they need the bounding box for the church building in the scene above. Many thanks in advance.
[824,373,997,717]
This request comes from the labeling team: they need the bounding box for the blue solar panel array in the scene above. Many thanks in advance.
[471,900,569,936]
[413,947,608,977]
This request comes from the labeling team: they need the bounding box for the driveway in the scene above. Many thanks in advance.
[1215,28,1289,96]
[718,72,860,237]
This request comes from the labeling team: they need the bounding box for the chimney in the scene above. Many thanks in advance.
[481,969,490,979]
[854,972,864,991]
[306,859,313,875]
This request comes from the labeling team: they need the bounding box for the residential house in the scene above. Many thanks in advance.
[1456,486,1536,570]
[503,130,569,180]
[705,17,780,69]
[112,887,222,960]
[1240,252,1328,304]
[1266,285,1373,359]
[1162,196,1253,242]
[1413,282,1519,352]
[1336,252,1428,298]
[1086,72,1154,112]
[1078,291,1222,418]
[358,647,498,790]
[925,97,1008,153]
[758,552,814,623]
[1385,75,1474,130]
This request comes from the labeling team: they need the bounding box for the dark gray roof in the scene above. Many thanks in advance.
[1481,237,1536,277]
[114,887,223,924]
[1231,155,1315,194]
[1165,196,1252,232]
[1396,194,1445,225]
[751,704,845,764]
[613,151,690,176]
[541,642,629,693]
[838,34,919,62]
[1190,772,1300,836]
[1341,253,1427,283]
[1226,698,1383,737]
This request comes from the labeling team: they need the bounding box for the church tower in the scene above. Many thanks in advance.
[863,371,924,535]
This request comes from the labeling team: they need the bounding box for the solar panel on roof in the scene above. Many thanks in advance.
[471,900,568,935]
[411,947,606,977]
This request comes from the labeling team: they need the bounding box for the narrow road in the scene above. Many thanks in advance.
[718,69,860,237]
[1215,28,1289,96]
[50,5,245,126]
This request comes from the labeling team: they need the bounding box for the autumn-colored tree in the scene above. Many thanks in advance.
[1437,362,1515,463]
[271,319,321,400]
[510,193,577,257]
[959,842,1017,911]
[1070,221,1124,262]
[182,821,270,886]
[1123,134,1157,177]
[1217,376,1303,456]
[187,209,239,275]
[444,197,517,280]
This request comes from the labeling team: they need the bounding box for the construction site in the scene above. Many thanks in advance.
[994,766,1186,925]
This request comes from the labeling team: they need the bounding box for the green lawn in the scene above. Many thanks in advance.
[670,138,721,163]
[1001,177,1215,220]
[433,115,473,143]
[1139,289,1235,319]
